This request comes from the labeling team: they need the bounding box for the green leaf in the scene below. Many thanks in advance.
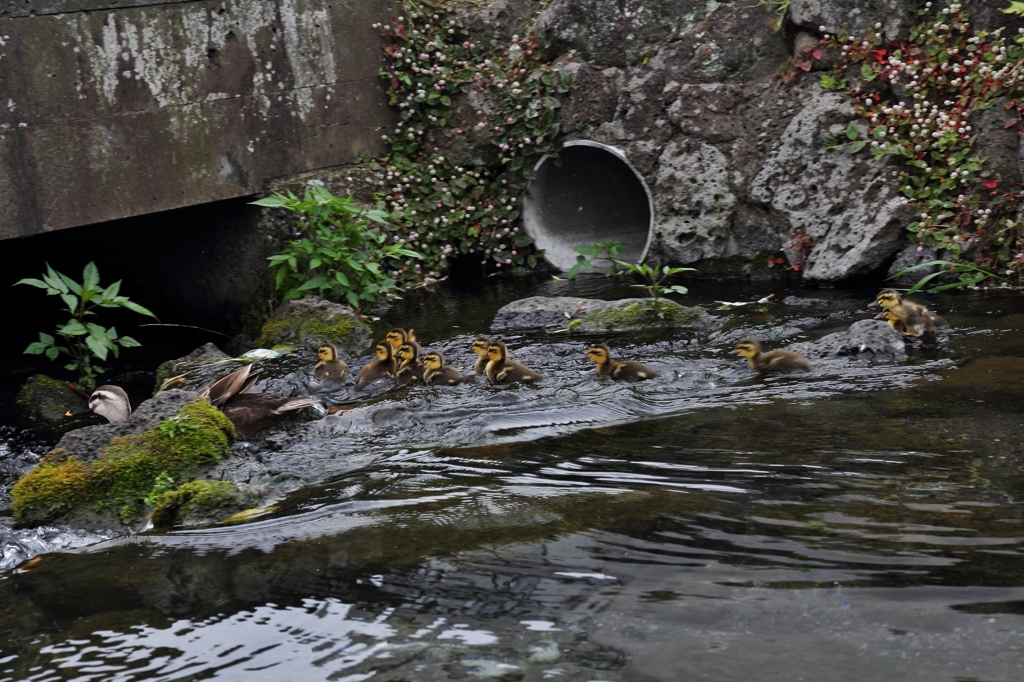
[59,320,88,336]
[24,341,49,355]
[118,335,142,348]
[860,63,875,80]
[249,194,290,207]
[115,298,158,319]
[82,262,100,292]
[60,293,80,315]
[13,278,50,290]
[85,335,109,361]
[845,121,860,141]
[45,347,60,361]
[848,140,867,154]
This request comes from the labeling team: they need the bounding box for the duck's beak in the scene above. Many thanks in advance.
[728,350,740,356]
[872,312,886,320]
[867,300,879,308]
[66,404,91,417]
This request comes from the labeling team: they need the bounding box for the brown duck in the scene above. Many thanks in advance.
[395,340,427,386]
[422,351,469,386]
[485,341,545,385]
[586,344,659,382]
[314,343,349,387]
[198,363,318,439]
[731,340,810,374]
[355,341,397,390]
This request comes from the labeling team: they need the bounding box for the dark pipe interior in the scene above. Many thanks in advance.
[525,144,652,269]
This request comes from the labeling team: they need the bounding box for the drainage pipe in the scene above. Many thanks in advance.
[522,140,654,271]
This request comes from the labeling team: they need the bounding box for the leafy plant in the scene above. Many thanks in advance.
[615,261,697,317]
[565,240,625,279]
[253,186,423,310]
[819,2,1024,288]
[158,414,201,439]
[16,263,156,390]
[374,0,574,276]
[889,259,1010,294]
[818,73,847,91]
[1003,2,1024,18]
[749,0,791,30]
[144,471,175,508]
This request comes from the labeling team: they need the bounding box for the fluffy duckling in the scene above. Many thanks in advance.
[85,385,132,422]
[871,288,947,346]
[385,328,417,352]
[422,351,469,386]
[314,343,349,387]
[355,341,397,390]
[586,344,659,382]
[471,337,493,374]
[485,341,545,385]
[197,363,318,439]
[731,339,810,374]
[395,340,426,386]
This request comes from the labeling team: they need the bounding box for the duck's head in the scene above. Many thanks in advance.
[397,341,421,365]
[317,343,338,362]
[587,344,612,365]
[731,340,762,358]
[471,337,492,357]
[87,385,132,422]
[423,351,444,371]
[486,341,508,363]
[375,342,393,362]
[872,289,901,310]
[385,328,408,349]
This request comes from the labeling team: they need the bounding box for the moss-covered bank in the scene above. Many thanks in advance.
[150,479,268,529]
[11,399,235,526]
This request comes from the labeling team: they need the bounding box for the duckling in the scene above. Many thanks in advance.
[196,363,318,439]
[355,341,397,390]
[471,337,493,374]
[385,328,416,352]
[871,288,947,345]
[731,339,810,374]
[85,385,132,422]
[485,341,545,385]
[586,344,660,382]
[422,351,469,386]
[395,340,426,386]
[314,343,349,387]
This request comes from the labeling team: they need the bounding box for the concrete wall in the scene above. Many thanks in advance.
[0,0,394,239]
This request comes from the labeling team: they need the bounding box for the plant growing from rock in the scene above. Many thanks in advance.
[374,0,574,278]
[16,263,156,390]
[565,240,625,279]
[254,186,422,311]
[615,261,697,318]
[820,1,1024,290]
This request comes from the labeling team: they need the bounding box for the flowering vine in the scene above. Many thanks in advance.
[821,1,1024,288]
[372,0,573,280]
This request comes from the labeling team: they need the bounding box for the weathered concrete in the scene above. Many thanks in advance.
[0,0,394,239]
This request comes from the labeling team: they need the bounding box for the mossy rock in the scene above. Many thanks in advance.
[153,342,232,394]
[15,374,86,431]
[150,479,271,529]
[259,296,372,354]
[11,391,235,527]
[491,296,711,333]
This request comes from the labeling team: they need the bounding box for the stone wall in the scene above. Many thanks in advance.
[0,0,394,239]
[442,0,1024,282]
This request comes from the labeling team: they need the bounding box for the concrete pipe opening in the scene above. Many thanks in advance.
[522,140,653,271]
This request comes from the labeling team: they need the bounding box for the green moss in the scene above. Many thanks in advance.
[11,399,235,525]
[15,374,84,427]
[259,311,355,347]
[150,479,257,529]
[581,301,705,331]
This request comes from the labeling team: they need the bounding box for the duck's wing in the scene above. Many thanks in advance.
[198,363,258,407]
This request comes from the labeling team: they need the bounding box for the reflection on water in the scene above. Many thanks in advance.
[1,283,1024,681]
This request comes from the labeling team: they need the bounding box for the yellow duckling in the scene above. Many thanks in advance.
[731,339,810,374]
[485,341,545,384]
[586,344,659,382]
[871,288,947,345]
[355,341,396,390]
[422,351,469,386]
[385,327,417,351]
[314,343,349,387]
[471,337,493,374]
[395,340,426,386]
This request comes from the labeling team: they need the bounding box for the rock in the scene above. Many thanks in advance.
[149,480,275,529]
[749,89,912,281]
[14,375,86,433]
[790,0,913,40]
[972,97,1023,183]
[885,244,956,288]
[786,319,907,361]
[10,390,235,527]
[259,296,373,355]
[491,296,710,332]
[153,342,232,393]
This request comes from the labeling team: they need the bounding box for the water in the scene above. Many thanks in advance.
[1,279,1022,681]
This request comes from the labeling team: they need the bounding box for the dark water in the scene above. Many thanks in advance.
[1,279,1023,681]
